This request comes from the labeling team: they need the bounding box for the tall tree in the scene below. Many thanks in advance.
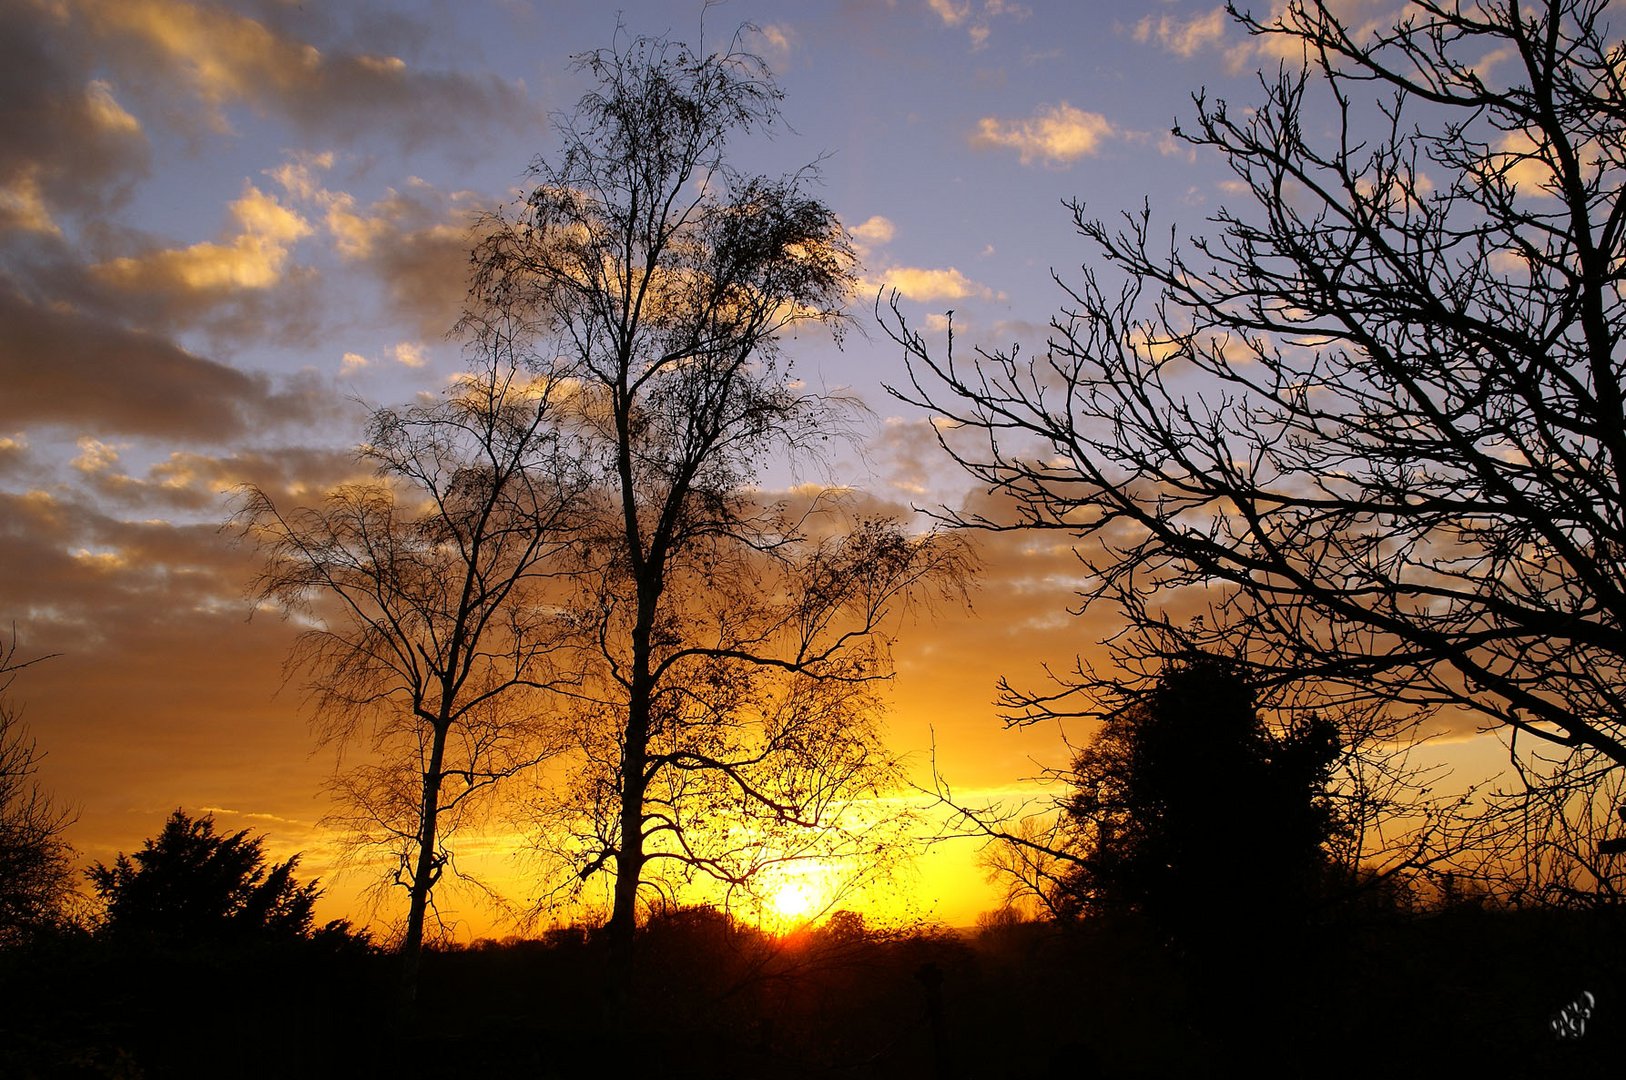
[886,1,1626,837]
[467,29,970,952]
[0,632,77,947]
[240,356,582,986]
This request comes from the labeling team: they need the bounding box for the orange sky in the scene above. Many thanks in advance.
[1,0,1515,940]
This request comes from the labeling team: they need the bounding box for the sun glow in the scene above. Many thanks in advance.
[769,879,820,922]
[754,865,836,933]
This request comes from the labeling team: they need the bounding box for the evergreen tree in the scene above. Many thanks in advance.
[1055,656,1341,950]
[89,809,330,944]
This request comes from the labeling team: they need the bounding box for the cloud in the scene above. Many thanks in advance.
[94,183,312,293]
[1134,7,1228,58]
[67,441,372,513]
[0,168,59,235]
[274,163,478,340]
[972,103,1115,166]
[72,437,122,475]
[392,342,428,368]
[753,23,793,57]
[0,286,327,440]
[0,482,337,873]
[1158,130,1198,163]
[266,150,334,202]
[870,417,943,498]
[849,216,897,246]
[878,266,996,303]
[926,0,1029,50]
[1222,0,1398,71]
[0,4,150,231]
[1491,130,1561,194]
[68,0,534,147]
[0,433,30,476]
[67,178,329,344]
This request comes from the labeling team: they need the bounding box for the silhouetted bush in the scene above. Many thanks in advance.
[86,809,365,949]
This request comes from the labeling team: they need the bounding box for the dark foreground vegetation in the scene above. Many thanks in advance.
[4,901,1622,1079]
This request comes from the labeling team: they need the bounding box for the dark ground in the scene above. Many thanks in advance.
[4,904,1622,1078]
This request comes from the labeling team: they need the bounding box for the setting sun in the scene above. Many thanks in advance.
[767,878,820,923]
[751,865,845,930]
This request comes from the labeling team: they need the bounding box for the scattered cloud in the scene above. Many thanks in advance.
[972,102,1115,166]
[0,6,150,231]
[1222,0,1399,71]
[266,150,335,202]
[850,215,897,246]
[83,79,142,136]
[0,433,28,460]
[878,266,997,303]
[1158,130,1198,163]
[392,341,428,368]
[68,0,535,147]
[753,23,793,57]
[0,168,59,235]
[1134,8,1228,58]
[94,183,313,293]
[0,286,329,439]
[72,437,122,475]
[273,163,479,340]
[1491,129,1560,194]
[926,0,1029,50]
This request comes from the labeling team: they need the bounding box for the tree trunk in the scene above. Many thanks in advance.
[605,687,648,1012]
[399,721,449,1004]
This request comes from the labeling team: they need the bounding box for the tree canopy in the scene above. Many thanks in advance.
[467,26,971,953]
[1051,655,1343,945]
[88,809,342,945]
[886,0,1626,873]
[241,358,580,978]
[0,633,77,947]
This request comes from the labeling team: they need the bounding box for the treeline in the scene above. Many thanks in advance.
[3,898,1621,1077]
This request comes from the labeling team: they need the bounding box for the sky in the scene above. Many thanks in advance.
[0,0,1511,936]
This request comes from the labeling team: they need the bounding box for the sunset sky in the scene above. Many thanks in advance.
[0,0,1511,935]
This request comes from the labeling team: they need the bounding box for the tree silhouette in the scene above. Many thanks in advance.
[88,809,331,944]
[0,631,77,947]
[240,356,582,988]
[885,0,1626,881]
[1051,655,1342,948]
[466,26,972,961]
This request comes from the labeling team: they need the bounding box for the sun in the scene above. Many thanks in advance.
[769,879,819,923]
[753,865,837,932]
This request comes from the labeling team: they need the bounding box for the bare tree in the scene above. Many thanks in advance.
[886,0,1626,867]
[1449,738,1626,906]
[466,28,972,956]
[239,356,582,990]
[0,631,77,947]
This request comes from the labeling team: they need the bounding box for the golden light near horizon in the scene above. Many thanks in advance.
[743,860,843,934]
[765,873,822,925]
